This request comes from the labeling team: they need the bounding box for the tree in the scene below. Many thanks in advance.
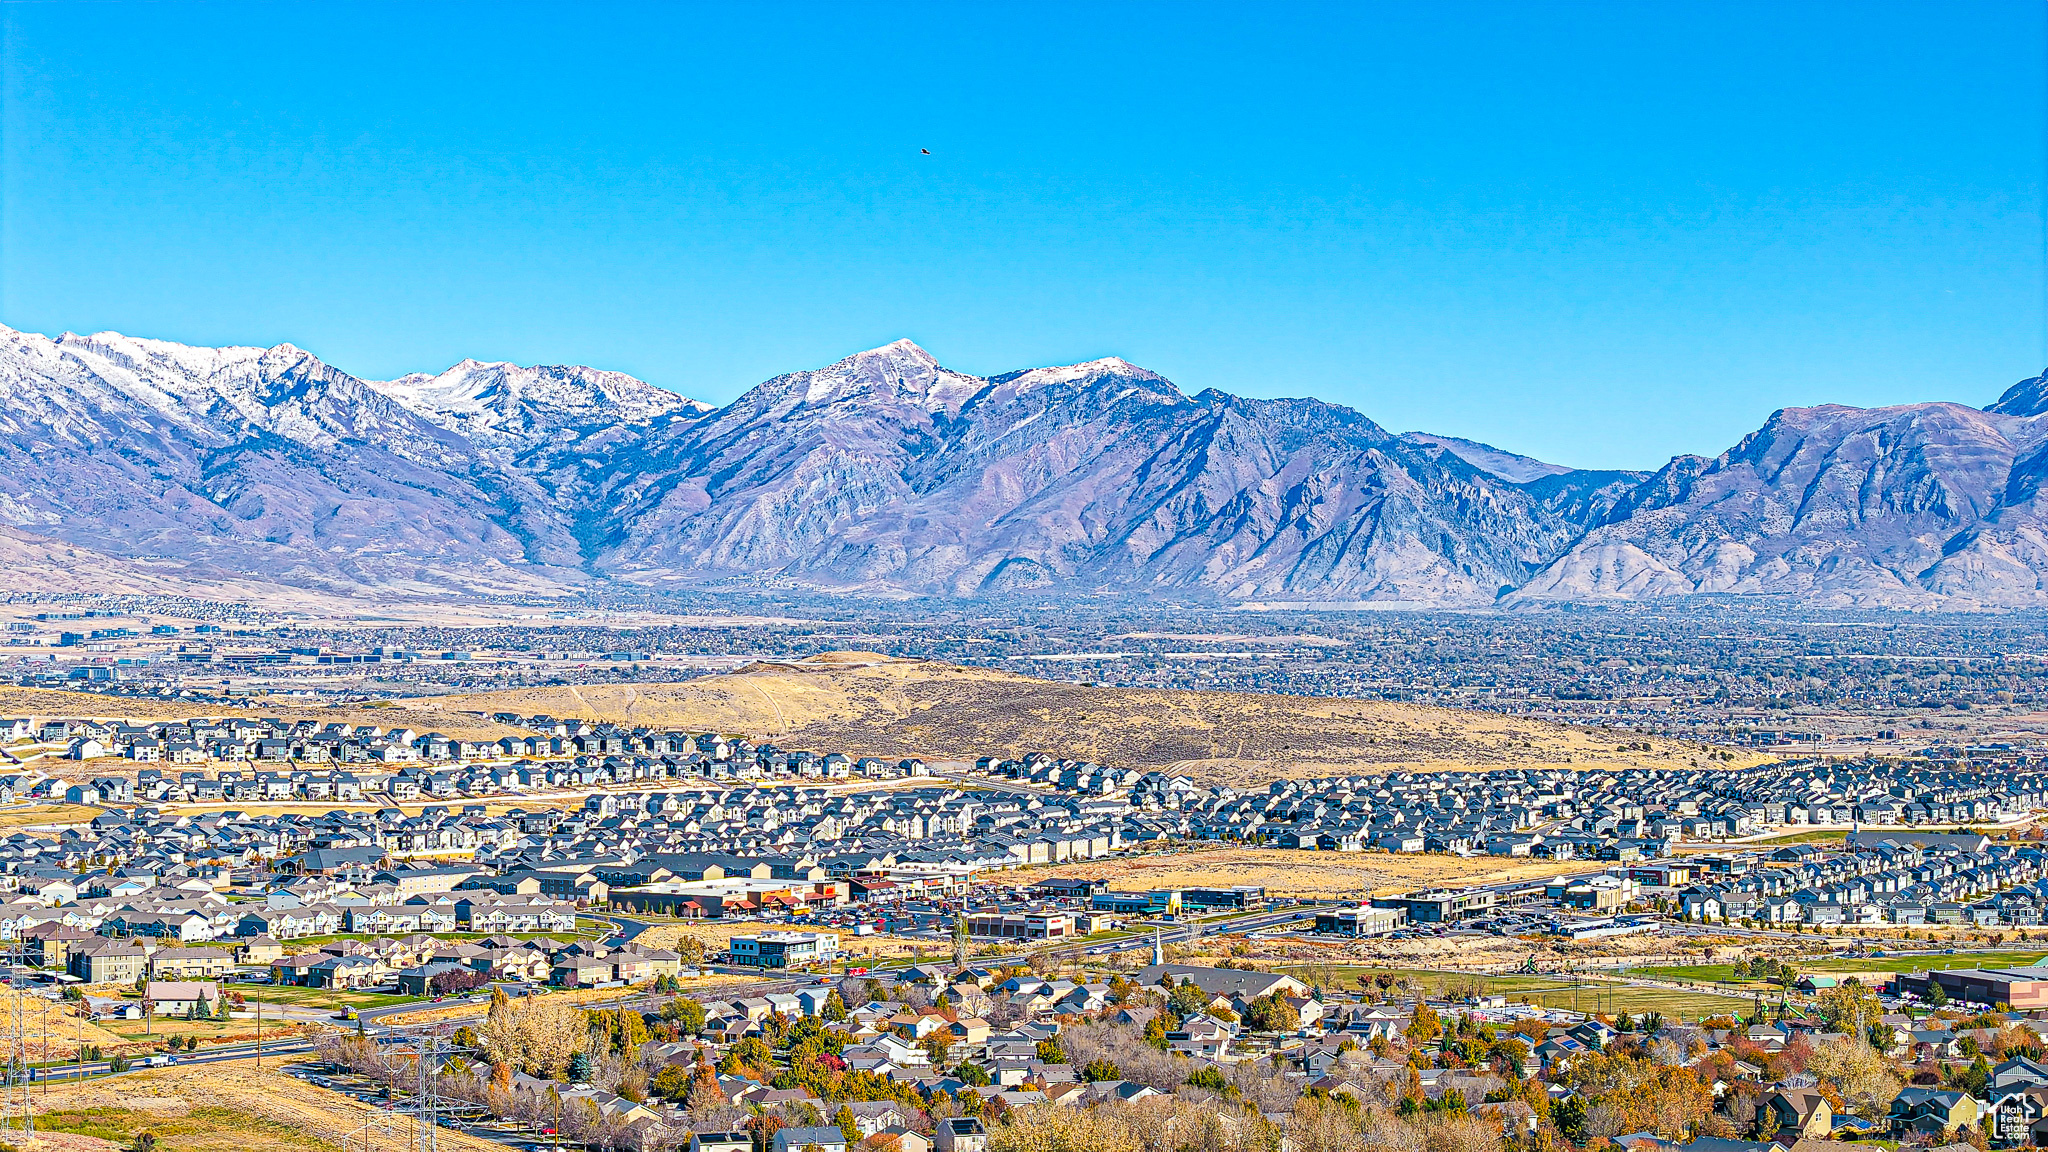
[587,1006,649,1055]
[1950,1054,1991,1098]
[651,1063,692,1100]
[481,993,589,1079]
[1240,994,1295,1034]
[567,1051,592,1082]
[1927,980,1950,1008]
[1167,981,1210,1020]
[1081,1058,1121,1082]
[1817,980,1883,1036]
[1142,1016,1168,1051]
[659,998,706,1035]
[954,1062,992,1086]
[1036,1039,1068,1065]
[431,967,490,996]
[836,1104,861,1144]
[1807,1036,1902,1118]
[1552,1094,1589,1143]
[1406,1003,1443,1045]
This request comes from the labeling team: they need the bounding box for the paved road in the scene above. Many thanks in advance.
[30,1037,318,1081]
[598,915,650,944]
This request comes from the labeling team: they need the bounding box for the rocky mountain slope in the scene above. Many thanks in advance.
[2,321,2044,608]
[586,341,1640,601]
[1513,374,2048,609]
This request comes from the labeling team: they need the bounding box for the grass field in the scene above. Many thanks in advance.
[4,1059,512,1152]
[0,803,102,829]
[1631,948,2048,984]
[1274,962,1753,1020]
[27,1105,324,1152]
[232,985,417,1011]
[1006,846,1577,899]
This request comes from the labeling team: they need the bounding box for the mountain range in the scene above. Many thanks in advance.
[3,321,2044,609]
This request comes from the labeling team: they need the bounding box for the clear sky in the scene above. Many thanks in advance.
[2,1,2042,470]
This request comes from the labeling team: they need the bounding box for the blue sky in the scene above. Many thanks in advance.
[2,1,2041,470]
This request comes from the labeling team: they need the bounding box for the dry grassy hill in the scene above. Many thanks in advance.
[438,652,1766,782]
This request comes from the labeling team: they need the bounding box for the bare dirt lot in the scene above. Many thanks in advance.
[436,653,1772,781]
[628,920,947,964]
[1006,846,1583,899]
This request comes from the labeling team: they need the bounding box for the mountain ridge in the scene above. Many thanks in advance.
[3,320,2045,609]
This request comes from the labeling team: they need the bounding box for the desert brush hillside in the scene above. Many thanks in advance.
[438,652,1766,782]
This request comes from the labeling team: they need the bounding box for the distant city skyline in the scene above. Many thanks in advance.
[2,0,2042,470]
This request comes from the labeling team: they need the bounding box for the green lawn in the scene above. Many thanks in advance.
[226,985,418,1010]
[1275,963,1753,1021]
[1504,983,1755,1019]
[1629,948,2048,984]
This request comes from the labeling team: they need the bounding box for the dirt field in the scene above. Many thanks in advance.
[431,653,1775,782]
[0,993,132,1060]
[628,920,952,963]
[0,805,102,830]
[1,1056,510,1152]
[1006,846,1581,899]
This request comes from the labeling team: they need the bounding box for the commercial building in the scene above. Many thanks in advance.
[1090,890,1181,916]
[729,931,839,970]
[1182,886,1266,911]
[1313,906,1407,936]
[1372,888,1496,923]
[963,910,1074,940]
[1897,966,2048,1010]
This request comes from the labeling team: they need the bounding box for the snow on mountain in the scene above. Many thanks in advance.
[7,318,2047,608]
[1397,432,1575,483]
[374,359,707,442]
[589,345,1596,603]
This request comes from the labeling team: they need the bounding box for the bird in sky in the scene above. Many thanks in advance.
[920,148,931,155]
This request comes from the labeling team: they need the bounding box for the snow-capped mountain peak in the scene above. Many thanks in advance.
[370,359,704,436]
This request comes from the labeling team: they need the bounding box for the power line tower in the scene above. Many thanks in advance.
[5,939,33,1146]
[409,1031,440,1152]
